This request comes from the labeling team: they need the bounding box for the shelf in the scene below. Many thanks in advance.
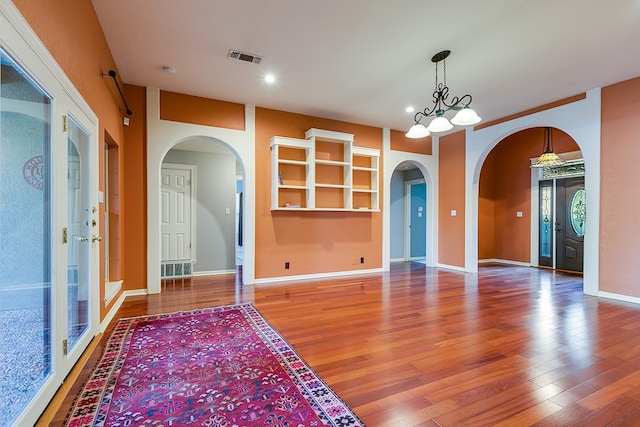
[272,207,376,212]
[271,128,379,211]
[278,159,307,166]
[315,159,349,166]
[316,183,349,189]
[278,184,308,190]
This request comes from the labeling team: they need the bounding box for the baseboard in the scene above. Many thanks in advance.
[100,289,147,332]
[599,291,640,305]
[104,280,123,307]
[436,263,467,273]
[478,258,531,267]
[192,269,236,277]
[254,268,383,285]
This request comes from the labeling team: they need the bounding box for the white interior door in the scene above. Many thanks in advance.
[161,165,194,261]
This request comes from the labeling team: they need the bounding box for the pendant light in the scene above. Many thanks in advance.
[530,127,565,168]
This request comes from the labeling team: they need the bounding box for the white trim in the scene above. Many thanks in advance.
[436,263,468,273]
[147,88,257,292]
[478,258,531,267]
[254,268,383,285]
[100,289,148,332]
[465,89,601,297]
[192,269,236,277]
[599,291,640,305]
[104,280,123,306]
[383,138,438,270]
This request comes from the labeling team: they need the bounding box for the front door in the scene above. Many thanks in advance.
[555,177,585,272]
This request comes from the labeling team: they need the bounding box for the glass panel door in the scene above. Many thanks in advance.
[67,116,91,352]
[0,48,53,426]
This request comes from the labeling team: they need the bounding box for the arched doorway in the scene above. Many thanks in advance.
[160,137,245,282]
[146,88,256,293]
[465,90,601,296]
[477,127,583,272]
[390,162,427,262]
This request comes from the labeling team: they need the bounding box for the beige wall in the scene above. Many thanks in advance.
[600,76,640,298]
[255,107,383,279]
[438,131,466,267]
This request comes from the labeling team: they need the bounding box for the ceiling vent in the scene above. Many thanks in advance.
[228,50,262,64]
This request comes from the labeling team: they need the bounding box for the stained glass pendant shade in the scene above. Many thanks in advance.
[531,127,565,168]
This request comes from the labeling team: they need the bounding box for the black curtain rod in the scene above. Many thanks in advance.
[103,69,132,116]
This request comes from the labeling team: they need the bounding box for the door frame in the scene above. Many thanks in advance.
[530,154,585,272]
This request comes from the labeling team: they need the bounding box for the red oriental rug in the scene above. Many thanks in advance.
[64,303,364,427]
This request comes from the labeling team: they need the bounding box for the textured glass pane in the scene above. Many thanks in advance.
[570,189,586,237]
[540,185,552,258]
[0,48,53,426]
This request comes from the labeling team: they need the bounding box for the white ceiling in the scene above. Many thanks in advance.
[92,0,640,134]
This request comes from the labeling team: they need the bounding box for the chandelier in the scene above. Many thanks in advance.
[530,127,565,168]
[406,50,481,138]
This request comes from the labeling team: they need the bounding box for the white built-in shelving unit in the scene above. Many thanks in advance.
[270,128,379,211]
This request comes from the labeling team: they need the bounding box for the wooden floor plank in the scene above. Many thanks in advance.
[37,263,640,426]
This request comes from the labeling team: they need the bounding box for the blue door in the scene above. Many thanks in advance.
[410,182,426,258]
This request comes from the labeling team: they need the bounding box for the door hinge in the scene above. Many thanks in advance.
[62,115,68,132]
[62,339,68,355]
[62,227,68,244]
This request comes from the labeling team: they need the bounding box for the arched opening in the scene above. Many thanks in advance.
[390,161,427,262]
[477,127,583,274]
[159,136,246,285]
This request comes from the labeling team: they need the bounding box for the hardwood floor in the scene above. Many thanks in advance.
[41,262,640,426]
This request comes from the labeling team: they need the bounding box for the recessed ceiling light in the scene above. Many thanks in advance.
[265,74,276,83]
[405,106,415,113]
[163,66,176,74]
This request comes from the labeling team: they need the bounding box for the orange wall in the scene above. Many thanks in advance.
[438,131,466,267]
[15,0,126,320]
[390,129,432,155]
[255,108,383,278]
[160,91,245,129]
[600,76,640,297]
[122,85,147,291]
[478,128,579,262]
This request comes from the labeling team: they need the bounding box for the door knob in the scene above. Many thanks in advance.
[92,235,102,242]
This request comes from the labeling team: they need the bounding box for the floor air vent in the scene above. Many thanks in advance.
[161,260,192,279]
[228,49,262,64]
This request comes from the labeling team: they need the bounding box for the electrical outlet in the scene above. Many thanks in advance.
[360,257,364,264]
[285,262,290,269]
